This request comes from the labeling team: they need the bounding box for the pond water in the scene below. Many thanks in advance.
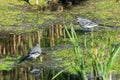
[0,23,120,80]
[0,23,69,80]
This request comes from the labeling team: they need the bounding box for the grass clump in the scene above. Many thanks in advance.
[52,24,120,80]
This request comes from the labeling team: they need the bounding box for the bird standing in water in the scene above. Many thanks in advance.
[18,44,41,64]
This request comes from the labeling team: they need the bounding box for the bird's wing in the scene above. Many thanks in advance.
[77,18,91,26]
[29,46,41,55]
[86,21,98,26]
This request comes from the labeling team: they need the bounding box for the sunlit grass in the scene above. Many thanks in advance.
[0,61,14,70]
[0,55,20,70]
[71,0,120,26]
[0,0,120,34]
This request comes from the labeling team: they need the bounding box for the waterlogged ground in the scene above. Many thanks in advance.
[0,30,120,80]
[0,0,120,80]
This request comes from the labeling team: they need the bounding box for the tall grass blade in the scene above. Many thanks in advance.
[52,66,71,80]
[106,44,120,74]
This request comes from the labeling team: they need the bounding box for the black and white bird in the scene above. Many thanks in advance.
[17,44,41,64]
[77,18,99,29]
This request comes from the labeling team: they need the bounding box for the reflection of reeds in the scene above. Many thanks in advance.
[0,31,42,55]
[13,35,16,54]
[1,66,77,80]
[0,71,3,80]
[0,24,66,55]
[41,23,66,47]
[37,31,41,44]
[0,45,1,55]
[3,44,6,55]
[50,24,55,46]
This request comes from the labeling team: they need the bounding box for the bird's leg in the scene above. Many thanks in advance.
[40,56,43,62]
[91,28,93,32]
[88,28,94,32]
[86,28,91,32]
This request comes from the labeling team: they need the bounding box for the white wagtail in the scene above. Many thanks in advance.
[76,17,116,32]
[18,44,41,64]
[77,18,98,29]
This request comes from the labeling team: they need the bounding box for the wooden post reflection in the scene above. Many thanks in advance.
[13,35,16,54]
[59,25,62,36]
[3,44,6,55]
[0,71,3,80]
[55,24,59,39]
[50,24,55,46]
[18,35,21,46]
[0,45,2,55]
[0,25,66,55]
[37,31,41,44]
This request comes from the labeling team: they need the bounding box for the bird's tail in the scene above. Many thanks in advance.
[23,0,32,6]
[99,24,115,28]
[17,55,29,64]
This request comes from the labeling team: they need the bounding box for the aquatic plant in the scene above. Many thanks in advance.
[52,25,88,80]
[88,40,120,80]
[52,24,120,80]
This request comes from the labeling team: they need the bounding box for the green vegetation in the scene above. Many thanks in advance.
[52,25,120,80]
[0,55,20,70]
[0,0,120,80]
[0,0,119,34]
[64,25,87,80]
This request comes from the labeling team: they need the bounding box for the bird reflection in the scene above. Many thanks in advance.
[30,66,40,77]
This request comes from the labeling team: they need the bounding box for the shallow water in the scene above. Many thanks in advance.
[0,23,80,80]
[0,23,120,80]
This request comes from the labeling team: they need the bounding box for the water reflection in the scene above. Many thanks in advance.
[0,23,66,55]
[0,64,120,80]
[0,64,79,80]
[30,66,40,77]
[0,23,68,80]
[1,24,120,80]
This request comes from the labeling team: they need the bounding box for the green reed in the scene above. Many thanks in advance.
[90,43,120,80]
[52,25,120,80]
[86,30,120,80]
[52,25,87,80]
